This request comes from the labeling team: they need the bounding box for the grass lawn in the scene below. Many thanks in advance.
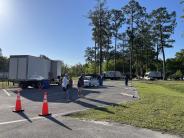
[68,81,184,135]
[0,81,17,89]
[72,77,79,85]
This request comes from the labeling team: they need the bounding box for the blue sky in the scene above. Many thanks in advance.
[0,0,183,65]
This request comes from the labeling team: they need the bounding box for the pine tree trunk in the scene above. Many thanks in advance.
[114,32,117,72]
[99,3,102,74]
[140,43,144,77]
[146,48,148,72]
[160,25,166,80]
[136,53,138,77]
[122,40,125,74]
[161,46,166,80]
[95,42,97,74]
[130,10,134,80]
[106,36,110,71]
[156,43,159,72]
[100,46,102,74]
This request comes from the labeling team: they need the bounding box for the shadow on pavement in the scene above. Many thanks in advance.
[11,85,119,113]
[46,116,72,130]
[17,112,32,123]
[13,86,103,103]
[84,85,115,89]
[83,97,119,106]
[73,100,114,114]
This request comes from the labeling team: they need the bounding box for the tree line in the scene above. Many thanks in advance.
[0,56,9,72]
[0,0,183,79]
[84,0,177,80]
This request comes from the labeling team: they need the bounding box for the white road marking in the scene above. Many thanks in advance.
[0,99,124,126]
[120,93,134,97]
[0,109,89,126]
[2,89,11,96]
[0,116,42,125]
[0,105,14,110]
[88,120,112,126]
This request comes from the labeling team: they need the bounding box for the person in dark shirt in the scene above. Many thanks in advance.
[125,74,129,86]
[77,74,84,97]
[66,76,73,102]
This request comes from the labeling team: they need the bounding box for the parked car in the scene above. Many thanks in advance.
[84,76,99,87]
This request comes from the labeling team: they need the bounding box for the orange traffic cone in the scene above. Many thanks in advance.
[13,91,24,112]
[39,92,51,116]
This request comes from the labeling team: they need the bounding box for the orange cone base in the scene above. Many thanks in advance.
[38,113,51,117]
[13,109,24,113]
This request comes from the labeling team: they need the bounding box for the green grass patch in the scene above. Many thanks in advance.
[72,77,79,85]
[0,81,17,89]
[68,81,184,135]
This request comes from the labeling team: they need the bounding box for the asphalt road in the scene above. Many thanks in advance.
[0,81,179,138]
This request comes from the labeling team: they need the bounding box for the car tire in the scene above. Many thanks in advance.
[19,83,27,89]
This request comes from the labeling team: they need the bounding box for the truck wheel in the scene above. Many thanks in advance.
[19,83,27,89]
[19,83,23,88]
[35,82,42,89]
[24,85,28,89]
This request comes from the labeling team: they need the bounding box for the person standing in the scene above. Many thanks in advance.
[62,74,69,101]
[100,74,104,86]
[97,75,101,86]
[66,76,73,101]
[125,74,129,86]
[77,74,84,97]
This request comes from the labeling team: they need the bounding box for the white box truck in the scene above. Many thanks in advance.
[144,71,162,80]
[8,55,62,88]
[104,71,123,80]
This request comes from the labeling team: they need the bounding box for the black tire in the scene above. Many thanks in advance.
[35,82,42,89]
[19,83,27,89]
[19,83,23,89]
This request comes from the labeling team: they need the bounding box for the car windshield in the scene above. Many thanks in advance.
[84,76,92,80]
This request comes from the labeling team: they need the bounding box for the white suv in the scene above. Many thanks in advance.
[84,76,99,87]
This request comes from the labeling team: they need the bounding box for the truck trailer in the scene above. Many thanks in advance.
[104,71,123,80]
[144,71,162,80]
[8,55,62,88]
